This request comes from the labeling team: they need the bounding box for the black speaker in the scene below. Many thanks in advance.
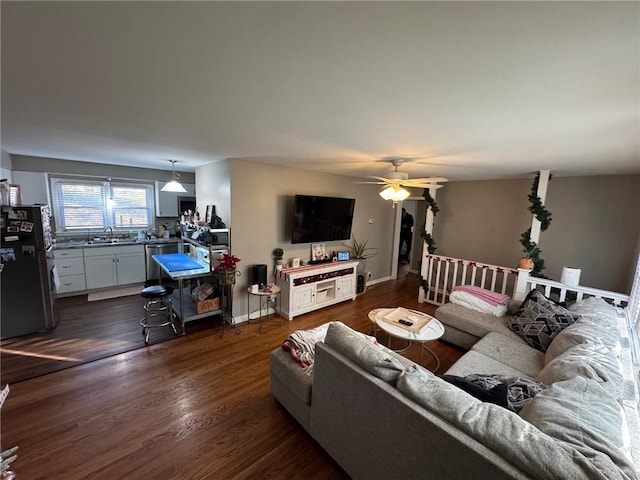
[251,264,268,287]
[356,273,367,294]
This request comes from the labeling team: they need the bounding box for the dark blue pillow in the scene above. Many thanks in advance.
[441,375,509,409]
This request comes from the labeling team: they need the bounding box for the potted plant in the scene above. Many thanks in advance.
[345,236,377,273]
[518,244,538,270]
[272,248,284,271]
[214,253,241,285]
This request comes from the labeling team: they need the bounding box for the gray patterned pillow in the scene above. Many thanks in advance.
[464,374,547,412]
[509,290,581,352]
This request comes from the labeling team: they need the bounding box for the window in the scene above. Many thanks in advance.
[628,252,640,365]
[50,176,154,232]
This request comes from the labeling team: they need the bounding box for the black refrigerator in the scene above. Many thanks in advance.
[1,204,57,339]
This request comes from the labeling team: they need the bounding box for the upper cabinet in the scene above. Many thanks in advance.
[11,171,48,205]
[154,181,195,217]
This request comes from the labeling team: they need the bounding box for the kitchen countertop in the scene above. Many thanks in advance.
[53,237,182,249]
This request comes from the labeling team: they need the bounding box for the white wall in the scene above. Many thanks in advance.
[195,159,231,227]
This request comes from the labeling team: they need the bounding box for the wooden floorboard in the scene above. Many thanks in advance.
[1,272,465,479]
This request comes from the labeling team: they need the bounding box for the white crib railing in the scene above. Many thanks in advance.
[421,254,519,307]
[420,253,630,308]
[514,274,629,307]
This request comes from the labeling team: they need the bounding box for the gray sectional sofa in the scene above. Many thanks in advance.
[269,297,640,480]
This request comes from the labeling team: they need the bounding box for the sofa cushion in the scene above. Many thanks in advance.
[445,350,531,378]
[269,347,313,404]
[323,321,406,383]
[397,366,632,480]
[519,377,636,479]
[509,290,581,352]
[536,342,625,400]
[546,298,621,363]
[435,302,523,342]
[471,332,545,378]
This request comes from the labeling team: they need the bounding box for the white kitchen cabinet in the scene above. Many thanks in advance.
[155,181,195,217]
[84,245,145,289]
[11,171,48,205]
[114,251,146,285]
[276,261,358,320]
[53,248,86,295]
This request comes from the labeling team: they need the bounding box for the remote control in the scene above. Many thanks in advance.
[399,319,413,326]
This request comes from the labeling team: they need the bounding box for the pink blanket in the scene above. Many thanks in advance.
[451,285,510,307]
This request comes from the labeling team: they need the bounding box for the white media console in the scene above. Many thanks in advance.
[275,261,358,320]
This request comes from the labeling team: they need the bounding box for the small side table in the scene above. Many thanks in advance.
[368,307,445,372]
[247,285,282,333]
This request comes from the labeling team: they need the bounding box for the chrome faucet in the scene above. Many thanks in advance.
[104,226,113,239]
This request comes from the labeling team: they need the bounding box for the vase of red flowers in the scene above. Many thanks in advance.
[215,253,241,285]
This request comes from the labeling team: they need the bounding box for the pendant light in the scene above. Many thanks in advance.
[161,160,187,193]
[106,177,116,207]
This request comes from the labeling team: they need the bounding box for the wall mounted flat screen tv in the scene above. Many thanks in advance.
[291,195,355,244]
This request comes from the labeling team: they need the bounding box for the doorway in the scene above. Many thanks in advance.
[391,198,425,279]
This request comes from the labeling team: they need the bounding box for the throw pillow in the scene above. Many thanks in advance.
[444,374,546,412]
[440,375,509,409]
[509,290,581,352]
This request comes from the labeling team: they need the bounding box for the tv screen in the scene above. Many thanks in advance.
[291,195,355,244]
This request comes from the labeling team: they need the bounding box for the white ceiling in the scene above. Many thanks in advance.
[1,1,638,181]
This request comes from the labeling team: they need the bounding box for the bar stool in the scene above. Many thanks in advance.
[139,284,177,345]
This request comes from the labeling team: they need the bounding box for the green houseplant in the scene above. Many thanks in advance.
[518,244,539,270]
[272,248,284,271]
[345,236,377,273]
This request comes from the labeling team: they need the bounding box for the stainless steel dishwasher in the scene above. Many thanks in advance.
[145,242,180,284]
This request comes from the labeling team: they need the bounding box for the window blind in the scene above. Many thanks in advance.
[50,176,154,232]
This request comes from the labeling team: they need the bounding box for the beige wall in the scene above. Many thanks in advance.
[434,175,640,293]
[543,175,639,292]
[227,159,396,318]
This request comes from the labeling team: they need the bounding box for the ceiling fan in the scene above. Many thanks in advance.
[358,158,448,203]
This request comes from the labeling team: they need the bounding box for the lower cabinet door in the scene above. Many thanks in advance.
[116,252,146,285]
[336,276,355,298]
[291,285,315,312]
[85,255,117,289]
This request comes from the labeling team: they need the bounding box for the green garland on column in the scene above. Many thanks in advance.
[419,188,439,254]
[519,172,552,277]
[419,188,439,294]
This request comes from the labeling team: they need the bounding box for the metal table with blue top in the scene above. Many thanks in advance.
[152,253,233,334]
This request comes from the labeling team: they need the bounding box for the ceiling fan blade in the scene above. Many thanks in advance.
[366,176,394,182]
[401,183,444,190]
[354,181,387,185]
[407,177,448,183]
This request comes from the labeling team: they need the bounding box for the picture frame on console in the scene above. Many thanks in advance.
[311,243,326,261]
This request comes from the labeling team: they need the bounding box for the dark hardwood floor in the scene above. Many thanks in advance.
[1,273,465,479]
[0,289,221,385]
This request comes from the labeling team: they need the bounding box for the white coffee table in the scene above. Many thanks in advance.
[368,308,445,372]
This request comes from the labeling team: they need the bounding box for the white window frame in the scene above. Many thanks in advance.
[50,175,154,234]
[627,252,640,365]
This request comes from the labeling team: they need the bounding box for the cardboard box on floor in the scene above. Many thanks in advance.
[194,297,220,314]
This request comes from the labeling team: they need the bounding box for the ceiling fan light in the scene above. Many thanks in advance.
[379,185,410,202]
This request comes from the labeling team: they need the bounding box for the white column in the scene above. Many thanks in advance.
[418,186,438,303]
[529,170,550,243]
